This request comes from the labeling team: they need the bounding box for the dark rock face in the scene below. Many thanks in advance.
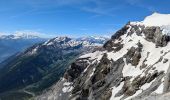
[63,53,125,100]
[143,27,170,47]
[103,39,124,52]
[125,41,143,66]
[111,23,130,40]
[103,23,130,52]
[64,61,88,82]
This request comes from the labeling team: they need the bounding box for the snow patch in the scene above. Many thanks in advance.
[62,86,73,93]
[110,82,124,100]
[62,82,73,93]
[79,51,105,62]
[123,58,142,77]
[89,68,96,77]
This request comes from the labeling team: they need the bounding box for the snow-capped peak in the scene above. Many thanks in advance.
[13,31,40,39]
[42,36,108,47]
[0,32,40,39]
[131,12,170,27]
[129,13,170,36]
[142,12,170,26]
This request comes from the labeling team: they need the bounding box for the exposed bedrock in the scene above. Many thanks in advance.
[104,23,170,52]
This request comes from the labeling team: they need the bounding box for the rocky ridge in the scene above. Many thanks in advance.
[36,13,170,100]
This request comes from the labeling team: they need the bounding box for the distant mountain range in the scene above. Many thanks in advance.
[0,33,47,64]
[0,32,108,64]
[0,35,108,100]
[75,36,108,46]
[0,33,40,40]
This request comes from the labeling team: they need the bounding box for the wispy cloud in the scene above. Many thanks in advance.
[81,0,125,17]
[0,32,10,36]
[10,0,125,18]
[126,0,156,12]
[82,7,115,17]
[8,0,92,19]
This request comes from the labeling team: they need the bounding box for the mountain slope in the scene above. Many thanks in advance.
[36,13,170,100]
[0,36,107,100]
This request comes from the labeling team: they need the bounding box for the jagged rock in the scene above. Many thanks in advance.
[64,62,85,82]
[163,64,170,93]
[163,58,168,63]
[111,23,130,40]
[125,44,142,66]
[100,89,112,100]
[140,62,147,69]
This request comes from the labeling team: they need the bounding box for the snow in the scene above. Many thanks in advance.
[131,13,170,36]
[161,25,170,35]
[62,86,73,93]
[79,51,105,62]
[89,68,96,77]
[107,29,141,61]
[125,90,142,100]
[42,36,107,47]
[63,82,72,86]
[142,13,170,27]
[123,58,142,77]
[109,27,170,99]
[31,47,38,54]
[110,82,124,100]
[26,46,39,55]
[43,39,50,45]
[62,82,73,93]
[54,37,69,42]
[109,30,170,77]
[83,65,90,73]
[141,79,155,90]
[154,83,164,94]
[46,42,53,46]
[68,40,81,47]
[106,30,145,77]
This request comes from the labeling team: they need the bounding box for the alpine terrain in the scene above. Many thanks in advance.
[36,13,170,100]
[0,36,107,100]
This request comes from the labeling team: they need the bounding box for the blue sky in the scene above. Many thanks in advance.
[0,0,170,37]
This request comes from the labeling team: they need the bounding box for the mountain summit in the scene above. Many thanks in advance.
[36,13,170,100]
[142,12,170,26]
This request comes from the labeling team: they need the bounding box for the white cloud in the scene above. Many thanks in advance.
[0,32,10,36]
[0,30,56,38]
[14,30,56,38]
